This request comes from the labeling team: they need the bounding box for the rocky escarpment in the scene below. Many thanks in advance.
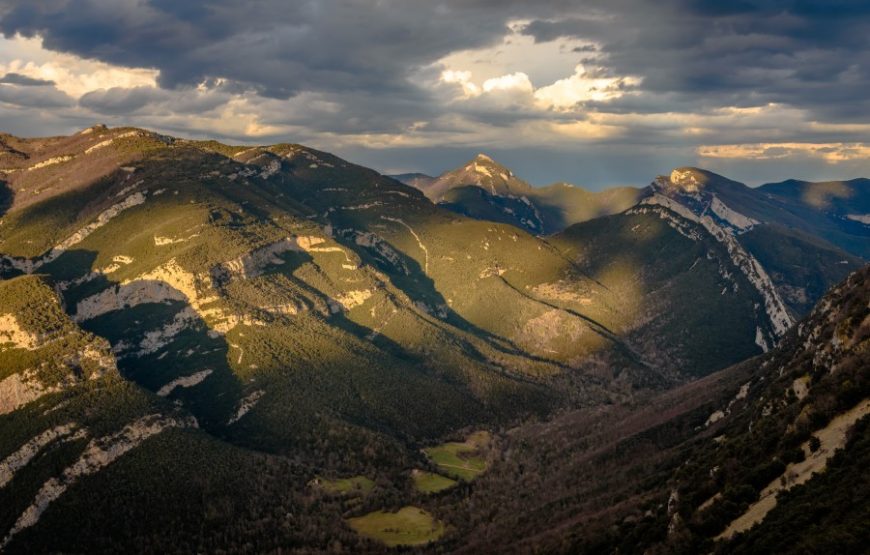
[632,169,796,346]
[1,413,197,548]
[0,276,118,415]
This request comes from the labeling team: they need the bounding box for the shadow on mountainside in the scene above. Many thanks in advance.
[0,179,12,218]
[37,251,246,432]
[73,288,244,432]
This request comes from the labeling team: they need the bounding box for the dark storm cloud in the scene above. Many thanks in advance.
[2,0,866,123]
[79,85,227,115]
[0,81,73,107]
[519,0,870,121]
[79,86,168,114]
[0,72,54,86]
[0,0,523,98]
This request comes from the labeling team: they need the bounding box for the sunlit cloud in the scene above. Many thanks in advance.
[698,143,870,163]
[547,118,624,140]
[440,69,480,97]
[533,65,639,108]
[483,72,534,94]
[438,63,636,111]
[0,35,157,98]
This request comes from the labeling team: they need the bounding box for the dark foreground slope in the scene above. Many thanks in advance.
[449,264,869,554]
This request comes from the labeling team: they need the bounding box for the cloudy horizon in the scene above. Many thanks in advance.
[1,0,868,189]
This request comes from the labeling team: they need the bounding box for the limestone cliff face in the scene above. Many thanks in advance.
[0,277,118,415]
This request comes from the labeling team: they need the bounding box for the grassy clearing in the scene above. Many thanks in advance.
[411,469,458,493]
[347,506,445,547]
[423,431,490,481]
[313,475,375,496]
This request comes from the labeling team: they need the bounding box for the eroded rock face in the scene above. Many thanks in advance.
[345,230,410,274]
[0,423,80,488]
[0,335,116,415]
[2,413,197,548]
[328,289,374,313]
[217,238,302,281]
[212,235,354,283]
[634,193,792,339]
[0,314,43,350]
[75,258,217,321]
[11,192,147,274]
[0,371,58,415]
[156,369,213,397]
[717,398,870,540]
[27,155,74,171]
[74,234,354,342]
[228,390,265,425]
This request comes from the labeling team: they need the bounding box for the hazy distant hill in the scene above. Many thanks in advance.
[757,177,870,258]
[387,172,435,191]
[396,160,869,265]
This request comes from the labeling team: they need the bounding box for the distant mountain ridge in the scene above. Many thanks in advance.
[394,159,870,260]
[391,154,643,234]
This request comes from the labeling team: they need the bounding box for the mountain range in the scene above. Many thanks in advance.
[392,155,869,259]
[0,125,867,553]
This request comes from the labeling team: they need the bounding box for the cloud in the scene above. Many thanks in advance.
[79,86,170,114]
[0,78,73,108]
[698,142,870,163]
[482,72,534,94]
[518,1,870,122]
[0,72,53,86]
[0,0,517,98]
[440,70,480,97]
[0,36,157,97]
[533,64,639,108]
[79,85,228,116]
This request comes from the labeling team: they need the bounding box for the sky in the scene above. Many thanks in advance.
[0,0,869,190]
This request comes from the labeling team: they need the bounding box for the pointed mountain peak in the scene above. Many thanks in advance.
[467,153,511,175]
[471,152,504,168]
[424,153,530,199]
[397,153,530,200]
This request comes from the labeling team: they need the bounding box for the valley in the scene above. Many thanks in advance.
[0,126,866,553]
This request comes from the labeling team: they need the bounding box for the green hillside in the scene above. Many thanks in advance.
[1,126,862,552]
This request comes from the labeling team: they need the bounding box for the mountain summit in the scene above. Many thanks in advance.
[392,155,643,235]
[417,153,533,201]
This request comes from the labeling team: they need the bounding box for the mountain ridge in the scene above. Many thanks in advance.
[394,159,869,258]
[391,153,644,235]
